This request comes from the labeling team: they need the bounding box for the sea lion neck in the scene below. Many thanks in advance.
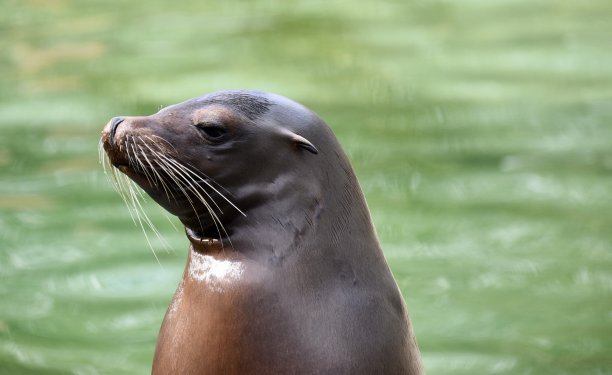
[207,150,380,268]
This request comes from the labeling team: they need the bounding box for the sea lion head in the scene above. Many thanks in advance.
[101,90,344,253]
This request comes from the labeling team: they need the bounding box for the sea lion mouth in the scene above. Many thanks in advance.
[185,227,224,251]
[111,160,151,182]
[104,146,129,169]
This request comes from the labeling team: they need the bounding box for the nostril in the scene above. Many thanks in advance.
[109,116,125,146]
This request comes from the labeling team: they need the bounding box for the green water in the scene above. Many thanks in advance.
[1,1,611,374]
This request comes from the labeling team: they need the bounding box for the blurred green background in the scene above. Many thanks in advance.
[1,0,611,374]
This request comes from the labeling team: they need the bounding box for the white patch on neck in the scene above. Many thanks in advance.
[188,252,244,293]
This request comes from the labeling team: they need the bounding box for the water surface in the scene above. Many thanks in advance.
[1,1,611,374]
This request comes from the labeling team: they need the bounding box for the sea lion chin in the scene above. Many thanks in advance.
[101,90,424,374]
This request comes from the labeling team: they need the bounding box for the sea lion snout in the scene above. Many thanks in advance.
[102,116,152,153]
[103,116,125,146]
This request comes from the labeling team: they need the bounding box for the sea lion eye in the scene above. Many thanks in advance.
[195,123,227,141]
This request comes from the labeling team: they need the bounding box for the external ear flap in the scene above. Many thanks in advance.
[279,129,319,154]
[291,133,318,154]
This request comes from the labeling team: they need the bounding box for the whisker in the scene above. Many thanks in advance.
[154,155,220,222]
[145,135,237,200]
[154,156,231,249]
[144,144,240,250]
[147,148,223,215]
[152,148,245,217]
[141,139,235,248]
[152,157,206,233]
[124,177,162,265]
[128,136,155,187]
[136,143,177,203]
[110,165,138,225]
[147,135,178,154]
[109,137,173,256]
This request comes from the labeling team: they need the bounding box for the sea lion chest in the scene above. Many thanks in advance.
[152,247,411,375]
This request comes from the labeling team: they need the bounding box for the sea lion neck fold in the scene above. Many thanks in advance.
[101,90,424,374]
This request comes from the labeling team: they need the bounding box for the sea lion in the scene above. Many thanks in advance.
[101,90,423,374]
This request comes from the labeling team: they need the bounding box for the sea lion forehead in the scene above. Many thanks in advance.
[191,104,243,127]
[159,90,320,135]
[193,90,274,121]
[156,90,273,118]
